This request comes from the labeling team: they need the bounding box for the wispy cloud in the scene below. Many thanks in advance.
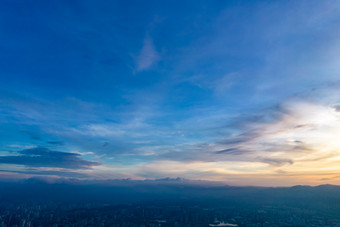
[0,147,100,169]
[135,35,160,72]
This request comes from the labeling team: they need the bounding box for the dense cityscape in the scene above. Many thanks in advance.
[1,201,340,227]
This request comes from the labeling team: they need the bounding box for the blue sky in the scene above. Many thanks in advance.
[1,0,340,186]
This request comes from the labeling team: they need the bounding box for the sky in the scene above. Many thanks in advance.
[1,0,340,186]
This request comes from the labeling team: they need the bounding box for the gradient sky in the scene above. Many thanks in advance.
[1,0,340,186]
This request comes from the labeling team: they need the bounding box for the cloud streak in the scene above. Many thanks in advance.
[135,36,160,72]
[0,147,100,169]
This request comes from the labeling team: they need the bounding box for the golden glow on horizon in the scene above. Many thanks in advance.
[3,101,340,187]
[93,101,340,187]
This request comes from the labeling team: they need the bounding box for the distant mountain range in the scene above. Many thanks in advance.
[1,177,340,209]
